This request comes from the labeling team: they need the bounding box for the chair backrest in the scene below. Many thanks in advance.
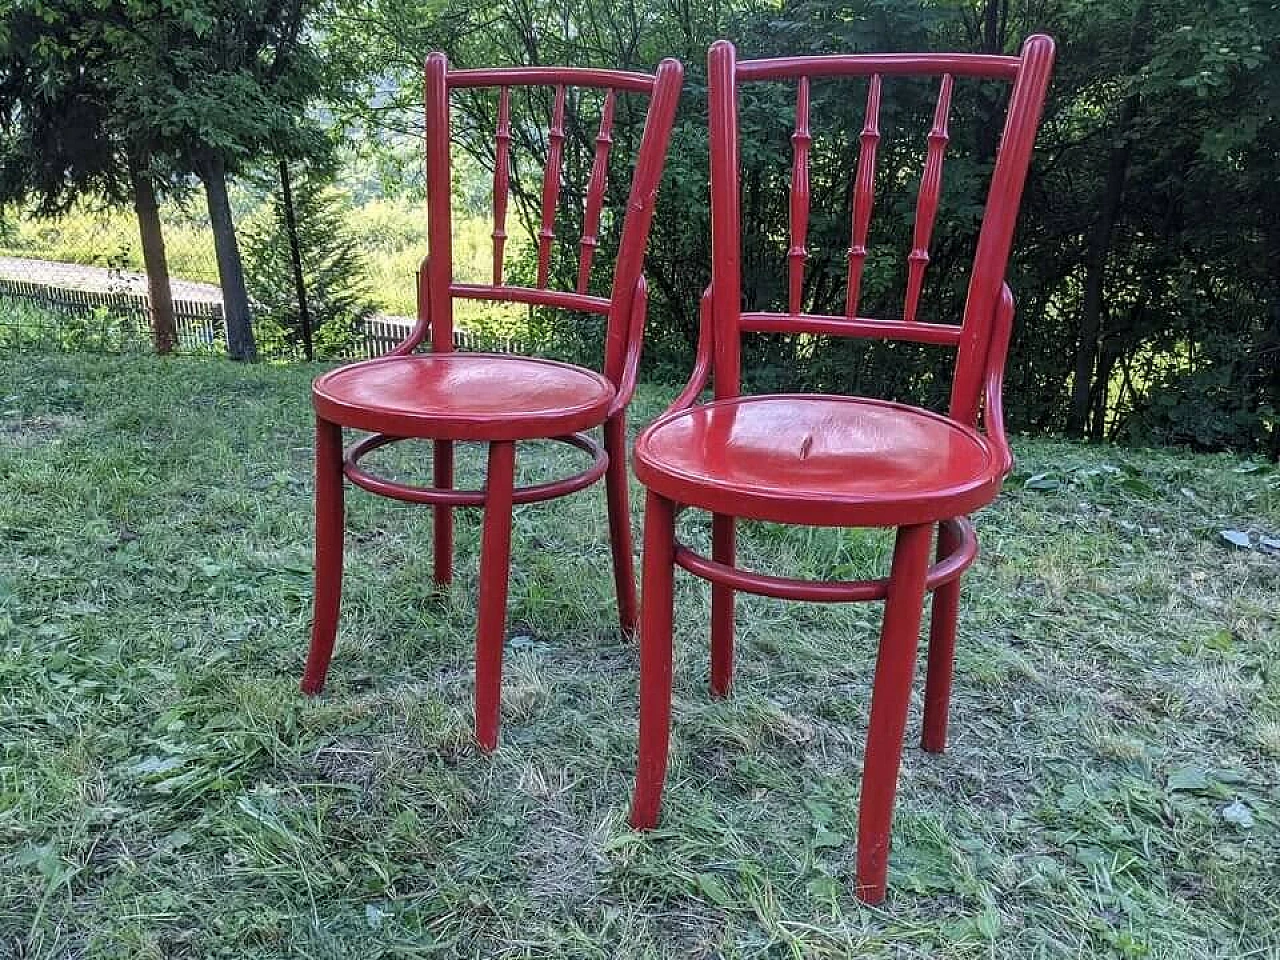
[707,36,1054,425]
[409,55,683,393]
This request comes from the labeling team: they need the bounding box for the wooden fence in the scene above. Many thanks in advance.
[0,277,522,359]
[0,276,224,350]
[362,316,522,358]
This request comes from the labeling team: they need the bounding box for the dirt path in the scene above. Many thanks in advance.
[0,255,222,304]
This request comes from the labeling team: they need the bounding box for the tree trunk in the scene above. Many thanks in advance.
[1066,4,1149,437]
[279,159,314,362]
[1089,340,1118,442]
[129,165,177,355]
[1067,88,1136,438]
[199,151,257,362]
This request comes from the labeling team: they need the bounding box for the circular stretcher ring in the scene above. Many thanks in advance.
[672,516,978,603]
[342,431,608,506]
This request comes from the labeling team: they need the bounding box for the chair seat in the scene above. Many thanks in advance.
[313,353,615,441]
[633,395,1002,526]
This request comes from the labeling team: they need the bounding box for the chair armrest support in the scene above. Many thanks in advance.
[982,282,1016,476]
[607,275,650,417]
[663,285,714,415]
[389,254,433,356]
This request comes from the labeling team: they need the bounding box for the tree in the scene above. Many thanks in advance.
[96,0,340,362]
[0,2,179,353]
[243,171,376,360]
[4,0,347,362]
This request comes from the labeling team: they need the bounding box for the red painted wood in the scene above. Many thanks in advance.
[604,413,638,636]
[344,432,607,507]
[452,283,610,316]
[922,519,961,752]
[710,514,735,696]
[787,77,811,315]
[742,311,960,346]
[450,66,655,93]
[845,75,881,318]
[634,395,1001,527]
[672,516,977,602]
[305,54,684,755]
[475,440,516,752]
[492,87,511,285]
[314,353,614,441]
[301,417,345,694]
[904,74,953,323]
[424,53,455,353]
[536,85,568,288]
[578,89,616,294]
[708,40,742,398]
[739,52,1020,81]
[628,36,1054,905]
[856,522,932,902]
[432,439,453,585]
[392,255,431,356]
[951,36,1056,426]
[630,490,677,829]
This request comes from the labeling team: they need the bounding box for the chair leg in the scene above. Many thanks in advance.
[603,413,638,637]
[710,513,735,697]
[922,520,961,753]
[474,440,516,753]
[629,491,677,829]
[433,439,454,587]
[856,522,933,904]
[302,417,346,694]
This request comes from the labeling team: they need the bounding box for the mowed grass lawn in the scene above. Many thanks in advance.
[1,352,1278,959]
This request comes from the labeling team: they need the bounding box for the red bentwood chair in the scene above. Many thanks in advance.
[303,55,683,750]
[629,36,1054,902]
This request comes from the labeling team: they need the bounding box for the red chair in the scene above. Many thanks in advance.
[303,55,683,751]
[629,37,1054,903]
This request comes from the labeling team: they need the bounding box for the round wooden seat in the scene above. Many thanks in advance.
[634,395,1002,527]
[313,353,615,441]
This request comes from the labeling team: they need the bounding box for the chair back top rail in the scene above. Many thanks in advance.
[737,53,1020,80]
[449,66,656,93]
[411,54,682,395]
[706,36,1055,425]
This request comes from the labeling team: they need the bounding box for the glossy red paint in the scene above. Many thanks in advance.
[491,87,511,285]
[303,54,684,752]
[313,353,614,441]
[578,89,616,295]
[845,74,881,320]
[904,74,953,323]
[629,36,1055,905]
[536,85,568,288]
[787,76,811,315]
[635,396,1001,527]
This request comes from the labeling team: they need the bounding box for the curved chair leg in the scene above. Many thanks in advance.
[630,491,677,829]
[604,413,638,636]
[922,520,961,753]
[710,513,735,697]
[856,522,933,904]
[474,441,516,752]
[433,439,454,587]
[302,417,346,694]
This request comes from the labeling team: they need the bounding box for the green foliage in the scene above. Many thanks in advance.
[242,175,376,360]
[0,297,150,353]
[0,204,219,283]
[333,0,1279,456]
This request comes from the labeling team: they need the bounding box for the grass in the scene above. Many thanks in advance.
[0,351,1278,959]
[2,199,529,332]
